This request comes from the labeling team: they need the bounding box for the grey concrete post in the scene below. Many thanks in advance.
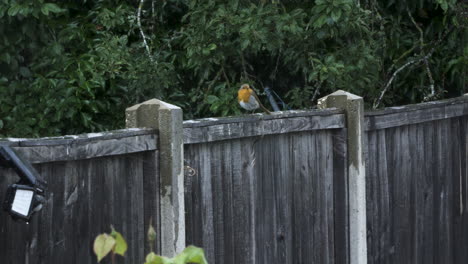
[318,90,368,264]
[126,99,185,257]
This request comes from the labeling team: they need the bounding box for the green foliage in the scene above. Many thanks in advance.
[93,226,207,264]
[144,246,208,264]
[0,0,466,137]
[93,227,128,262]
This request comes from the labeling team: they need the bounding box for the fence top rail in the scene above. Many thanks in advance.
[183,108,344,128]
[365,95,468,131]
[0,128,158,163]
[183,108,345,144]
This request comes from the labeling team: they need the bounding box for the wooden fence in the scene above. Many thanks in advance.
[0,93,467,264]
[365,97,468,264]
[0,129,160,264]
[183,110,349,263]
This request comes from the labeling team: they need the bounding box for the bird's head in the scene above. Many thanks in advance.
[240,84,250,90]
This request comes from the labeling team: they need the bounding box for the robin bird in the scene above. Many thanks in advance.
[237,84,271,114]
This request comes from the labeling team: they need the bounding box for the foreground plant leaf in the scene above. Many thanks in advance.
[172,246,208,264]
[111,229,128,256]
[93,233,116,262]
[145,252,172,264]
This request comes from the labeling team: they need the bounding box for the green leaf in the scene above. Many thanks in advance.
[41,3,65,15]
[172,246,208,264]
[331,9,341,22]
[145,252,171,264]
[43,3,65,14]
[19,67,32,78]
[436,0,449,11]
[41,5,49,16]
[206,95,219,104]
[93,234,116,262]
[110,230,128,256]
[7,4,22,16]
[147,224,157,243]
[207,43,217,51]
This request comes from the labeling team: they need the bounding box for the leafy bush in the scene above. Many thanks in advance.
[0,0,466,137]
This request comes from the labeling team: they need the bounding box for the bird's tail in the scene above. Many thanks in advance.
[251,92,272,114]
[259,103,271,114]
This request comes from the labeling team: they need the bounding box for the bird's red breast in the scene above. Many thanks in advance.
[238,84,253,103]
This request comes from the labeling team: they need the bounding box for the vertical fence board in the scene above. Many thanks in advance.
[332,128,349,264]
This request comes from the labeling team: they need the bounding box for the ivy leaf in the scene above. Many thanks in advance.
[93,234,116,262]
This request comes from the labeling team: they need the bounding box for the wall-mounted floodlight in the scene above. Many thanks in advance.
[0,146,47,223]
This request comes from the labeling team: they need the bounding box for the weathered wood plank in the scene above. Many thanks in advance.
[365,99,468,131]
[451,117,466,264]
[237,137,255,263]
[183,108,344,128]
[0,128,156,146]
[332,129,349,264]
[143,150,161,254]
[421,121,435,264]
[210,142,226,264]
[183,113,345,144]
[366,96,468,117]
[199,144,215,262]
[8,133,157,163]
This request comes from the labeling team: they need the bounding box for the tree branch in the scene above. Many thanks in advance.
[408,7,435,95]
[137,0,153,62]
[374,57,423,109]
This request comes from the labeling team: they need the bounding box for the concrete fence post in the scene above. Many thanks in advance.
[125,99,185,257]
[318,90,368,264]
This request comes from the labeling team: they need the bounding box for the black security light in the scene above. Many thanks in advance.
[0,146,47,223]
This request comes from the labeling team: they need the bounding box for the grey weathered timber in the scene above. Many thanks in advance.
[184,109,349,264]
[365,107,468,263]
[0,128,157,163]
[0,130,160,264]
[319,90,368,264]
[126,99,186,257]
[365,96,468,130]
[183,109,345,144]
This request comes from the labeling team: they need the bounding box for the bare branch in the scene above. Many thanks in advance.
[374,57,423,109]
[408,7,435,96]
[374,10,453,109]
[221,65,231,89]
[311,81,323,105]
[137,0,153,62]
[240,52,248,80]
